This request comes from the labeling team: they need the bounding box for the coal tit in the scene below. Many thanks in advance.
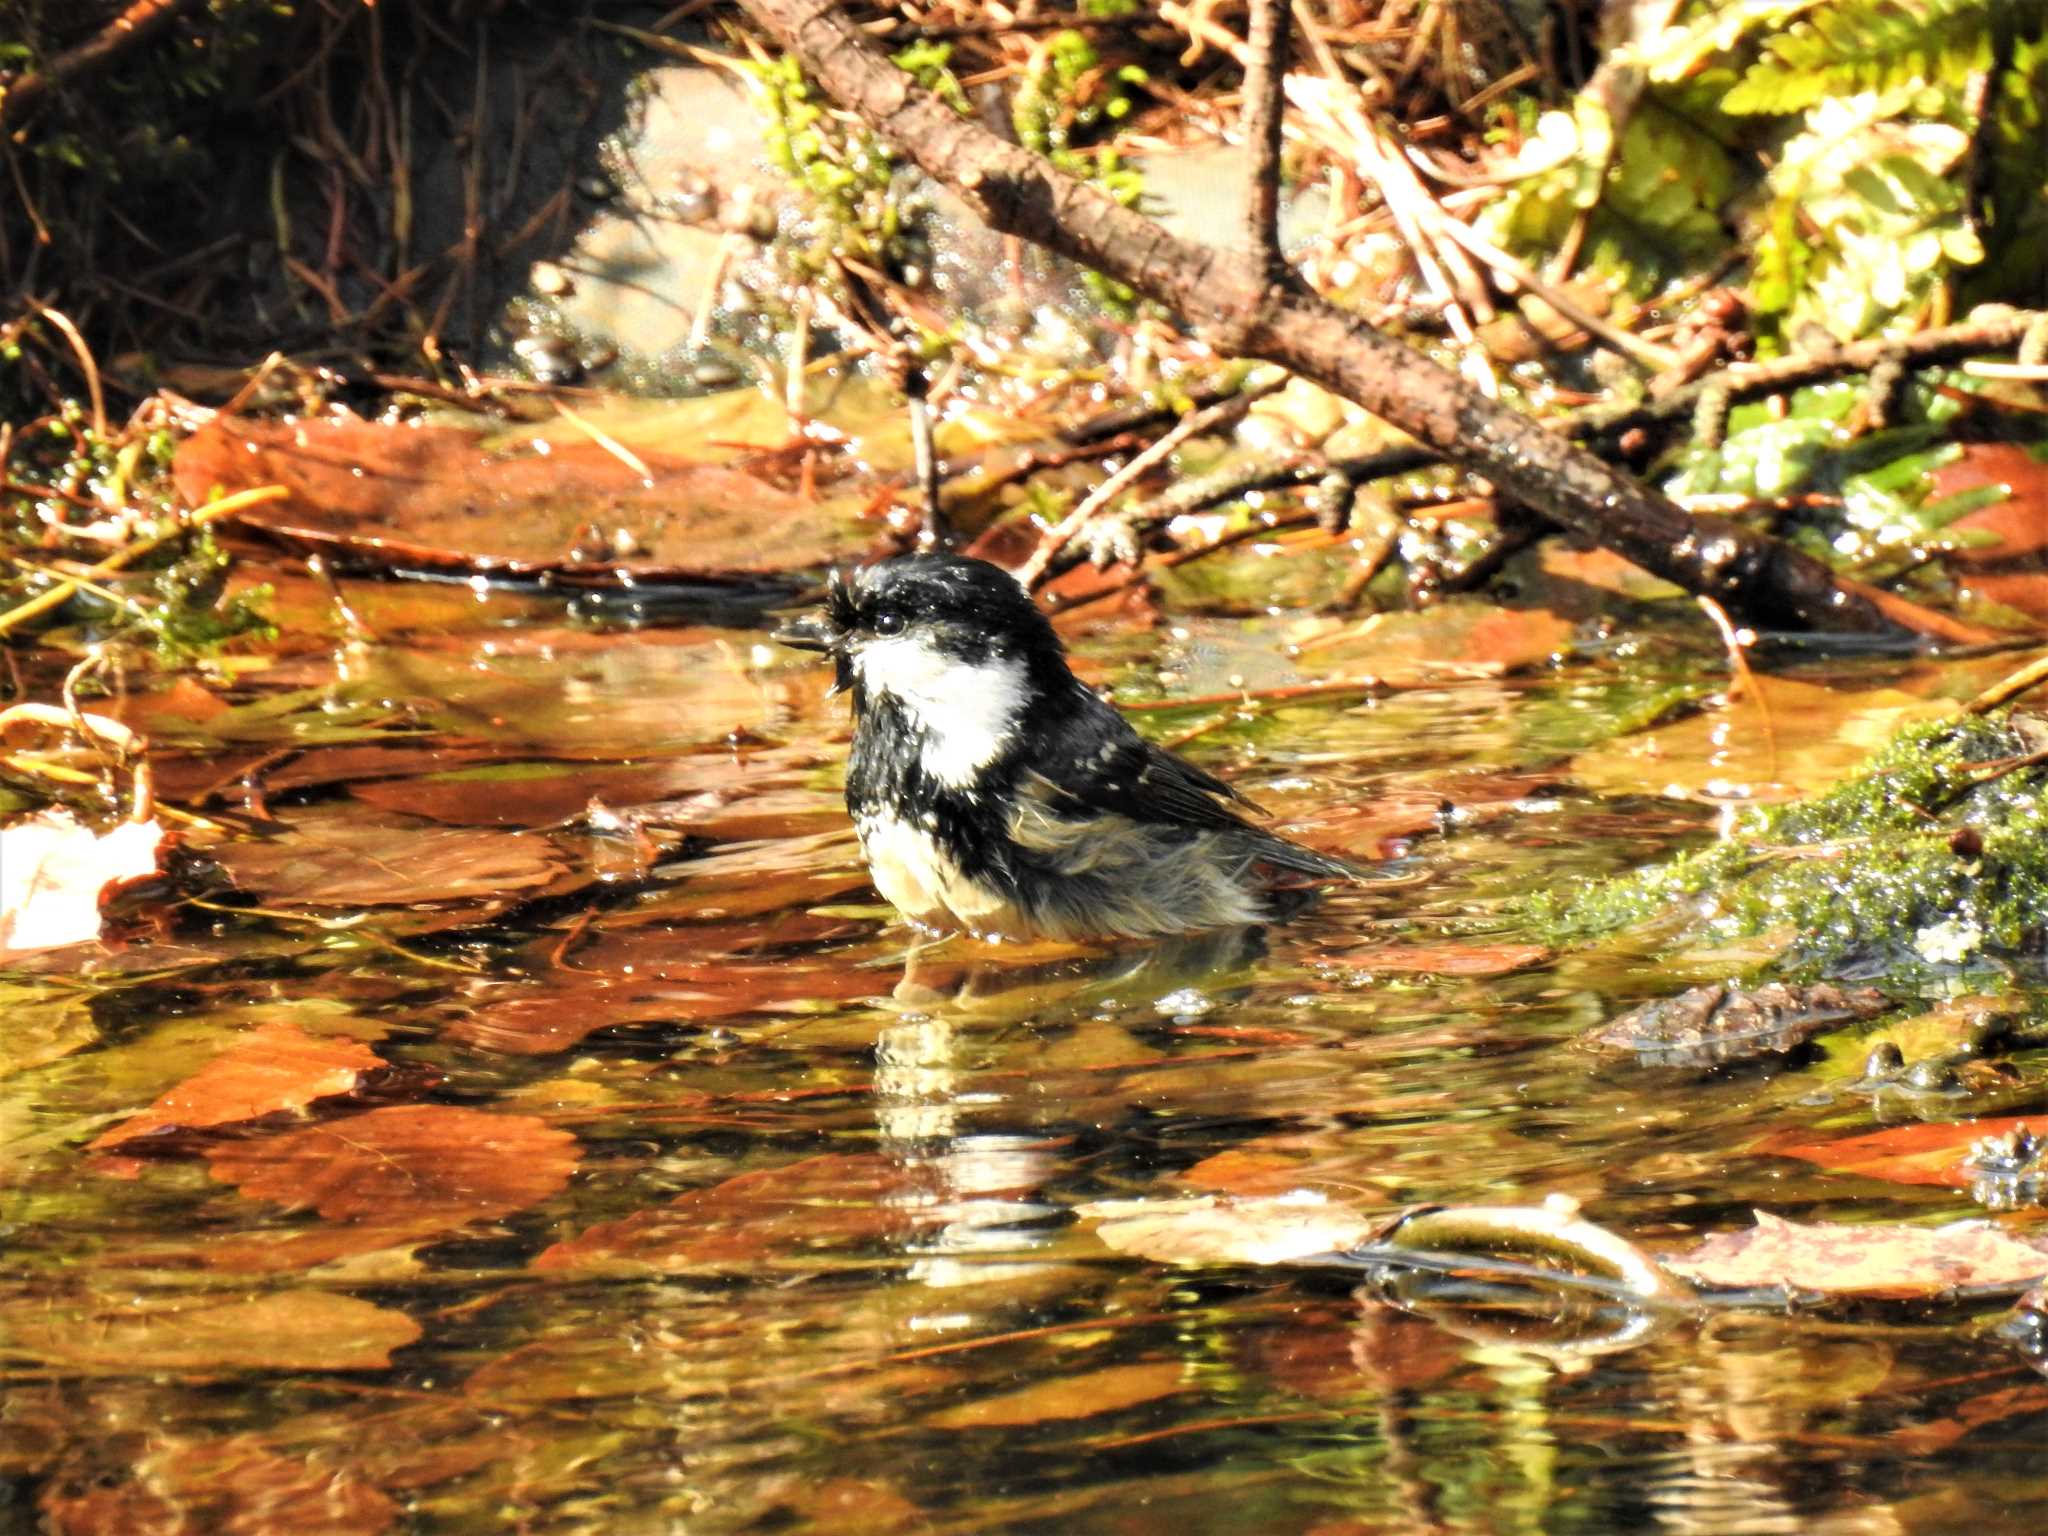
[775,553,1361,941]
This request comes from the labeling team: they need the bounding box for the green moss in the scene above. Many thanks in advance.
[1011,30,1149,309]
[1535,713,2048,973]
[750,45,970,285]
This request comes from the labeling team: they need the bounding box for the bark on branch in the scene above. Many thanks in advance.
[738,0,1927,638]
[0,0,207,130]
[1240,0,1288,280]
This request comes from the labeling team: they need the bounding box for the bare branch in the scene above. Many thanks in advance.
[0,0,207,130]
[735,0,1918,639]
[1241,0,1289,281]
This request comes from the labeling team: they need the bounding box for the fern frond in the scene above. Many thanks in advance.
[1723,0,1998,114]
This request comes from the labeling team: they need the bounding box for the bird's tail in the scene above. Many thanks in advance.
[1250,832,1371,885]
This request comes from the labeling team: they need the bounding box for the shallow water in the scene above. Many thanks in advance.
[5,582,2048,1536]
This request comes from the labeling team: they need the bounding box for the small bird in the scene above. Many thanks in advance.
[775,553,1360,942]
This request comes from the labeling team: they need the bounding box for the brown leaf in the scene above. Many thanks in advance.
[208,1105,580,1227]
[1664,1211,2048,1298]
[1293,602,1576,688]
[40,1434,397,1536]
[7,1290,421,1373]
[1584,981,1890,1067]
[1324,941,1550,976]
[89,1022,387,1153]
[452,921,879,1056]
[0,812,164,960]
[532,1152,922,1273]
[926,1361,1184,1429]
[174,412,881,580]
[213,816,572,906]
[1078,1194,1381,1266]
[1934,443,2048,567]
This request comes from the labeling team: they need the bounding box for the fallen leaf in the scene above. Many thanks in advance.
[1765,1116,2040,1192]
[208,1105,580,1227]
[926,1360,1184,1429]
[532,1152,924,1274]
[1568,677,1956,802]
[1584,981,1890,1067]
[1293,602,1576,688]
[39,1433,397,1536]
[175,412,881,581]
[1078,1193,1381,1266]
[1664,1210,2048,1298]
[1933,443,2048,566]
[213,816,572,906]
[0,812,164,959]
[450,939,878,1056]
[5,1289,421,1373]
[89,1022,387,1153]
[1324,941,1550,976]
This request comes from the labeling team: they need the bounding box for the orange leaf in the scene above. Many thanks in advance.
[1765,1116,2039,1191]
[89,1022,386,1153]
[926,1361,1185,1429]
[208,1105,580,1227]
[1324,941,1550,976]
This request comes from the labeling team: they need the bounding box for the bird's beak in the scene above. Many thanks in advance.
[773,611,857,695]
[772,614,837,653]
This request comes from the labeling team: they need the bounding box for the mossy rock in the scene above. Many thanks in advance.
[1537,712,2048,976]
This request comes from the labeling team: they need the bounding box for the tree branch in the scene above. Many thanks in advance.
[736,0,1918,638]
[1241,0,1289,281]
[0,0,207,130]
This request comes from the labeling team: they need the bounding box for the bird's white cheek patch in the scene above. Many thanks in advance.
[854,636,1026,788]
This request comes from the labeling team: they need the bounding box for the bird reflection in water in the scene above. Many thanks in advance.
[870,926,1269,1296]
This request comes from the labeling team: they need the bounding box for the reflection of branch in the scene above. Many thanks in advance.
[0,0,207,129]
[739,0,1914,636]
[1240,0,1288,281]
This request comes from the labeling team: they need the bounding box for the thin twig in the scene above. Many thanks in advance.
[1016,376,1284,588]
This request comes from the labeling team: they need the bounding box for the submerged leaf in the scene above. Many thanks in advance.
[1078,1193,1382,1266]
[926,1360,1185,1429]
[39,1433,398,1536]
[214,815,573,907]
[1665,1210,2048,1298]
[1325,941,1551,977]
[1584,981,1889,1067]
[4,1290,421,1373]
[1568,677,1955,802]
[208,1105,580,1227]
[89,1022,387,1153]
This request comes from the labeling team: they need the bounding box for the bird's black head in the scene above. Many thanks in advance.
[775,553,1066,689]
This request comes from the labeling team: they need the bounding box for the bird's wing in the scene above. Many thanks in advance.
[1021,683,1364,882]
[1022,684,1262,831]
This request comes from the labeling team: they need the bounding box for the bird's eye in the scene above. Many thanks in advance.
[873,610,906,636]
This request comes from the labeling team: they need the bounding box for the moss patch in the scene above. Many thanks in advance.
[1536,712,2048,975]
